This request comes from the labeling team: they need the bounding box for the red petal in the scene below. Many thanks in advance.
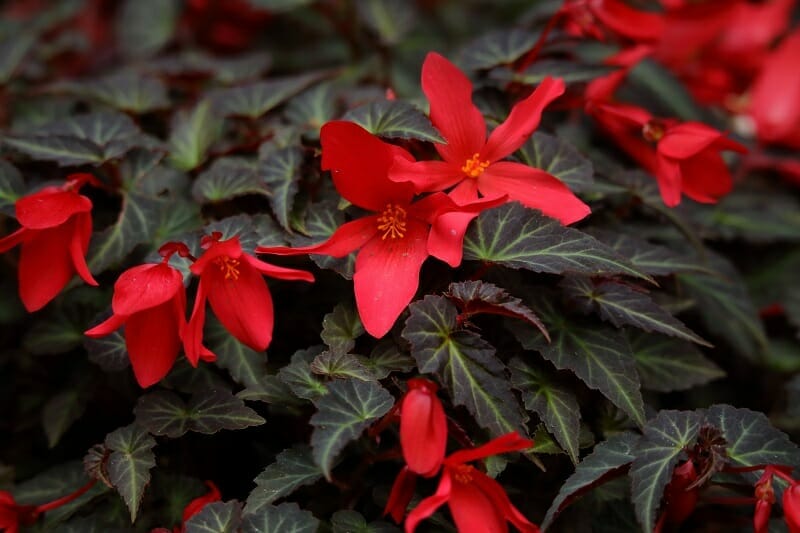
[18,222,74,311]
[389,158,463,194]
[427,211,478,267]
[256,217,377,258]
[384,467,418,523]
[112,263,184,316]
[184,278,213,366]
[405,470,452,533]
[592,0,664,42]
[658,122,741,160]
[678,151,733,204]
[182,481,222,522]
[320,121,415,212]
[471,470,540,533]
[353,222,429,338]
[0,227,28,253]
[749,30,800,145]
[126,301,182,388]
[15,189,92,229]
[478,162,590,224]
[241,253,314,282]
[448,473,507,533]
[447,432,533,466]
[655,155,684,207]
[191,236,243,276]
[206,259,274,351]
[482,77,565,162]
[84,313,127,338]
[422,52,487,163]
[69,212,97,286]
[400,386,447,476]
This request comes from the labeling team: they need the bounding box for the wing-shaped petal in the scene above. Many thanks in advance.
[15,189,92,229]
[111,263,184,316]
[389,158,462,194]
[256,216,377,258]
[18,222,74,311]
[126,301,182,388]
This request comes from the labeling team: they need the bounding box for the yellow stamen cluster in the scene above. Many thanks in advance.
[461,153,491,178]
[377,204,408,240]
[642,120,666,143]
[216,256,241,281]
[452,464,474,485]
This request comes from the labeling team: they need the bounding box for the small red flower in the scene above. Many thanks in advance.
[257,121,502,338]
[389,52,590,259]
[0,173,98,311]
[183,233,313,364]
[403,432,539,533]
[753,475,775,533]
[400,378,448,477]
[660,460,698,526]
[84,244,195,388]
[784,483,800,533]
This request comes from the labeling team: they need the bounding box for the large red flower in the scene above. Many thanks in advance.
[400,378,448,477]
[389,52,590,258]
[84,248,193,388]
[256,121,502,338]
[402,432,539,533]
[0,173,98,311]
[183,233,313,364]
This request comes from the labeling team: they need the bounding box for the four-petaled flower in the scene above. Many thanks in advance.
[389,52,590,265]
[84,243,198,388]
[184,232,314,364]
[257,121,502,338]
[400,378,448,477]
[401,432,539,533]
[0,173,98,311]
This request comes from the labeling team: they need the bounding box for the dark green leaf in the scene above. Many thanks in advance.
[355,0,416,45]
[343,101,445,143]
[3,135,104,166]
[516,301,646,427]
[105,424,157,523]
[0,159,24,214]
[542,432,639,530]
[185,501,243,533]
[23,311,84,355]
[238,375,305,408]
[297,199,354,279]
[446,280,548,340]
[561,277,709,346]
[285,82,338,133]
[245,445,323,515]
[630,411,703,532]
[403,295,528,438]
[311,351,374,381]
[205,214,263,251]
[331,510,399,533]
[242,502,319,533]
[321,302,364,354]
[678,254,767,360]
[42,389,87,448]
[134,389,265,438]
[248,0,314,11]
[458,28,538,70]
[192,156,267,203]
[168,100,222,171]
[499,60,615,85]
[116,0,178,58]
[260,146,302,230]
[84,328,130,372]
[358,341,415,379]
[510,358,580,464]
[210,73,323,119]
[87,190,164,273]
[309,379,394,479]
[54,72,170,113]
[206,316,268,388]
[628,59,705,121]
[0,31,36,84]
[14,461,103,511]
[628,331,723,392]
[463,204,650,281]
[706,404,800,471]
[278,346,329,401]
[517,132,594,192]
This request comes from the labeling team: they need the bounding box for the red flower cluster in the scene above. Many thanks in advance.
[259,52,587,337]
[748,465,800,533]
[0,173,99,311]
[379,378,539,532]
[86,234,313,388]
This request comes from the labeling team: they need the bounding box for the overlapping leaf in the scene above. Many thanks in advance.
[242,502,319,533]
[260,146,302,230]
[209,73,323,118]
[245,446,323,516]
[517,132,594,192]
[458,28,539,70]
[168,100,222,171]
[321,302,364,354]
[185,501,243,533]
[343,101,445,143]
[628,332,724,392]
[192,156,267,203]
[105,424,157,523]
[0,160,24,214]
[331,510,399,533]
[206,316,269,388]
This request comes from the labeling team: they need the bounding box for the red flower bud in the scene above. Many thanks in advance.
[753,477,775,533]
[784,483,800,533]
[399,378,447,477]
[663,460,699,526]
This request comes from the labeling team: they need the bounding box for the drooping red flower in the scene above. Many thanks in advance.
[84,243,196,388]
[403,432,539,533]
[753,475,775,533]
[389,52,590,257]
[0,173,98,312]
[785,483,800,533]
[256,121,503,338]
[400,378,448,477]
[183,233,313,364]
[746,29,800,150]
[660,460,699,526]
[560,0,664,44]
[585,75,746,206]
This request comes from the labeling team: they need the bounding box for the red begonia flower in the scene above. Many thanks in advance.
[561,0,664,43]
[400,378,448,477]
[184,233,313,364]
[389,52,590,248]
[404,432,539,533]
[385,466,418,524]
[784,483,800,533]
[660,460,698,526]
[747,29,800,150]
[84,253,190,388]
[753,475,775,533]
[0,173,98,312]
[256,121,502,338]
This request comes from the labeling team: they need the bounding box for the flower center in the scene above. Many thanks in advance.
[452,464,474,485]
[215,256,241,280]
[376,204,407,240]
[642,120,666,143]
[461,153,490,178]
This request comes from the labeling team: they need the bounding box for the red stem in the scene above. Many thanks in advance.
[35,479,96,513]
[515,10,565,73]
